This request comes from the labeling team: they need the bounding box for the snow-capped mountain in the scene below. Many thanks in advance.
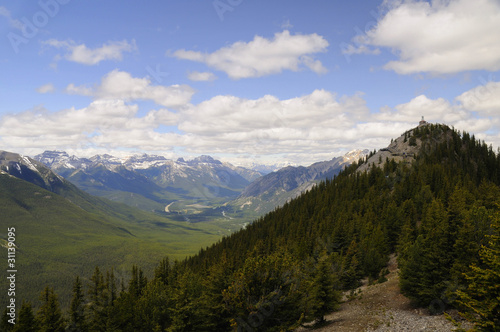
[230,149,370,216]
[34,151,263,213]
[0,150,68,193]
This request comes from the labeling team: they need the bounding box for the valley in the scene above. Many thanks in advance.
[1,147,364,310]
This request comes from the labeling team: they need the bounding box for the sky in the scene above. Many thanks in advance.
[1,0,500,166]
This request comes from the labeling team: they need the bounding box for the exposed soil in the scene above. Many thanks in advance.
[296,255,470,332]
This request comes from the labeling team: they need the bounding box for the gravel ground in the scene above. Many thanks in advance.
[296,255,472,332]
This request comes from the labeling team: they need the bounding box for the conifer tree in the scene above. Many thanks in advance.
[13,301,37,332]
[87,266,108,331]
[309,255,341,323]
[36,286,65,332]
[1,307,14,331]
[154,257,171,285]
[135,279,171,331]
[400,199,454,309]
[197,251,232,331]
[168,269,203,332]
[456,213,500,331]
[340,239,361,289]
[68,276,87,332]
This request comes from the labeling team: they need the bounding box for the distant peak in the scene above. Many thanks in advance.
[190,155,222,164]
[342,149,369,163]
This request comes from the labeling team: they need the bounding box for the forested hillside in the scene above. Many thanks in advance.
[6,124,499,331]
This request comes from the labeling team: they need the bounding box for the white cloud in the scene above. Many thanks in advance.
[456,81,500,115]
[66,70,195,108]
[43,39,137,65]
[0,100,181,151]
[172,30,329,79]
[187,71,217,82]
[375,95,469,123]
[3,82,500,166]
[65,83,93,96]
[350,0,500,74]
[36,83,55,94]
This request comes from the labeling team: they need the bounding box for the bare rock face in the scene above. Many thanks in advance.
[357,124,429,173]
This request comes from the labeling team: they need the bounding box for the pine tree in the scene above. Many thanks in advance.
[36,286,65,332]
[135,279,171,331]
[309,255,341,323]
[340,239,361,289]
[197,251,232,331]
[68,276,87,332]
[13,301,37,332]
[456,213,500,331]
[154,257,171,285]
[399,199,454,309]
[1,307,14,331]
[168,269,203,332]
[87,266,107,331]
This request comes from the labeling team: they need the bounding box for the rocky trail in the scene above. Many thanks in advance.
[297,255,471,332]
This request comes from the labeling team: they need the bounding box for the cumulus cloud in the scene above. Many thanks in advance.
[43,39,137,65]
[36,83,55,94]
[172,30,329,79]
[187,71,217,82]
[0,100,180,151]
[2,82,500,165]
[66,70,195,108]
[347,0,500,74]
[456,81,500,115]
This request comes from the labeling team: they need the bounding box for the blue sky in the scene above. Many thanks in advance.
[1,0,499,166]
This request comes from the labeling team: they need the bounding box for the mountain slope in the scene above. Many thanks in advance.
[34,151,263,215]
[171,123,499,331]
[0,150,226,308]
[229,149,369,216]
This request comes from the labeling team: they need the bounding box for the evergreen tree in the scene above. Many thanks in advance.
[1,307,14,331]
[339,239,361,289]
[36,286,65,332]
[87,266,105,331]
[197,251,232,331]
[399,199,454,309]
[68,276,87,332]
[154,257,171,285]
[135,279,171,332]
[168,269,203,332]
[456,213,500,331]
[309,255,341,323]
[13,301,37,332]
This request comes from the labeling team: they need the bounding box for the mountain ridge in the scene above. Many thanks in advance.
[229,149,369,216]
[33,151,263,215]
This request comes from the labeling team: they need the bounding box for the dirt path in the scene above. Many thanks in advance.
[296,255,467,332]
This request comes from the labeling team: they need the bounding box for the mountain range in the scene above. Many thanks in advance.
[0,150,227,308]
[34,151,263,217]
[230,149,369,215]
[33,149,368,222]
